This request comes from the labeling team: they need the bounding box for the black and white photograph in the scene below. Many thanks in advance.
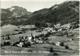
[0,0,79,56]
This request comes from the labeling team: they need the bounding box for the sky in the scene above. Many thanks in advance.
[1,0,76,12]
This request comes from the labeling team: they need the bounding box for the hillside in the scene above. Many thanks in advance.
[27,1,79,25]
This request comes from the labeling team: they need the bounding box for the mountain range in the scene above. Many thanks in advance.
[1,1,79,26]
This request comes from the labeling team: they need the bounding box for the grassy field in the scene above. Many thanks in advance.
[0,25,79,56]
